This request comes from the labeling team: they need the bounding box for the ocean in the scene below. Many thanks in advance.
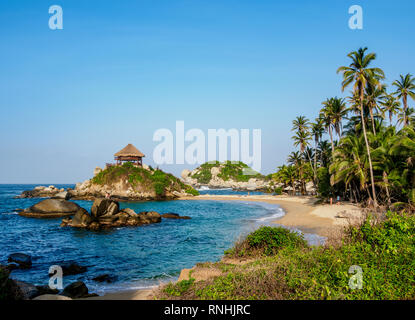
[0,184,324,295]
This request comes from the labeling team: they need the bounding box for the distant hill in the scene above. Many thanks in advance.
[181,161,272,191]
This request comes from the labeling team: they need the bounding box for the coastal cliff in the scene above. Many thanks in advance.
[181,161,273,191]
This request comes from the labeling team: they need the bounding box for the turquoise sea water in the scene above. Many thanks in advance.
[0,184,323,295]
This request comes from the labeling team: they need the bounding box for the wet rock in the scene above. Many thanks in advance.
[92,274,116,283]
[161,213,191,220]
[0,265,24,300]
[61,281,92,299]
[15,281,40,300]
[19,199,80,218]
[35,285,59,296]
[8,253,32,269]
[60,262,87,276]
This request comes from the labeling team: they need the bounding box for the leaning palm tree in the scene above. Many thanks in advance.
[393,73,415,127]
[381,93,401,126]
[337,47,385,207]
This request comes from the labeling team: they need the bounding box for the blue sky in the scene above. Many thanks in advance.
[0,0,414,183]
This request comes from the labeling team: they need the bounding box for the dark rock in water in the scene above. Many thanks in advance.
[8,253,32,269]
[0,265,24,300]
[19,199,80,218]
[55,262,87,276]
[61,281,91,299]
[92,274,116,283]
[91,199,119,218]
[35,285,59,296]
[161,213,191,220]
[14,281,40,300]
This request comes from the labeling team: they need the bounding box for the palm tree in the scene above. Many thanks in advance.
[337,47,385,207]
[381,93,401,126]
[330,135,369,202]
[292,116,310,133]
[328,97,348,138]
[365,81,386,135]
[320,99,336,154]
[393,74,415,127]
[311,118,324,175]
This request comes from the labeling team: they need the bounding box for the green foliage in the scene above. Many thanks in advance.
[245,227,307,256]
[91,162,195,198]
[160,212,415,300]
[317,167,333,199]
[191,161,264,184]
[163,278,195,297]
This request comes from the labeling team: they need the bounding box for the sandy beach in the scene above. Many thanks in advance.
[86,194,363,300]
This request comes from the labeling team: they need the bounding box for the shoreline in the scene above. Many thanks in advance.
[86,194,363,300]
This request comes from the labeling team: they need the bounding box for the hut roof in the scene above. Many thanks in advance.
[114,144,145,157]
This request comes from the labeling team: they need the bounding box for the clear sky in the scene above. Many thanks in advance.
[0,0,414,183]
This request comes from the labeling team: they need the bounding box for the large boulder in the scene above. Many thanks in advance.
[138,211,162,224]
[8,253,32,269]
[52,191,70,200]
[19,199,80,218]
[61,281,97,299]
[91,199,119,218]
[14,281,40,300]
[70,208,93,227]
[0,265,24,300]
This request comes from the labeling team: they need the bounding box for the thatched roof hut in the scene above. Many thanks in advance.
[114,144,145,166]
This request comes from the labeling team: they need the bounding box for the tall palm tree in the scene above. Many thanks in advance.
[328,97,348,138]
[381,93,401,126]
[311,118,324,176]
[393,73,415,127]
[337,47,385,207]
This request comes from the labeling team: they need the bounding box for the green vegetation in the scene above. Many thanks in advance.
[271,47,415,208]
[160,212,415,300]
[191,161,264,184]
[91,162,198,198]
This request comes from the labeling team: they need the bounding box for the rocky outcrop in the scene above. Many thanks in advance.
[16,164,199,201]
[15,185,65,199]
[60,199,188,230]
[181,161,272,191]
[18,199,81,218]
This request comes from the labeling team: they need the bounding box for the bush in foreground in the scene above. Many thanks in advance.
[160,212,415,300]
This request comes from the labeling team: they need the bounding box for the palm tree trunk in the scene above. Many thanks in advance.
[329,126,335,155]
[313,140,318,181]
[383,172,391,206]
[360,88,378,207]
[369,106,376,135]
[403,94,408,126]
